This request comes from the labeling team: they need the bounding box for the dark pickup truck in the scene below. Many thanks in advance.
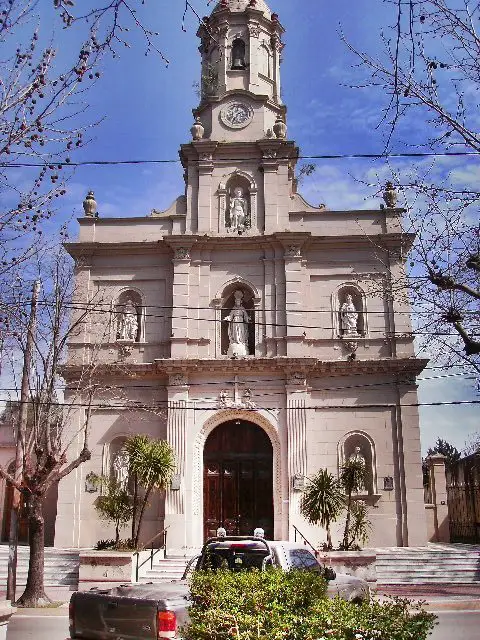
[68,536,369,640]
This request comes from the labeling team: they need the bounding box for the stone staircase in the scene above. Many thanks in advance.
[0,545,80,588]
[376,544,480,585]
[138,555,192,583]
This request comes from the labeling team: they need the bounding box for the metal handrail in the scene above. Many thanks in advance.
[292,525,318,557]
[134,526,170,582]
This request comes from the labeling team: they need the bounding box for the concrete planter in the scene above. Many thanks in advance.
[319,550,377,584]
[78,550,145,591]
[0,601,16,640]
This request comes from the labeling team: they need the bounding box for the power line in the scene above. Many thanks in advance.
[2,301,477,336]
[0,371,474,396]
[4,398,480,410]
[1,151,478,169]
[3,299,478,317]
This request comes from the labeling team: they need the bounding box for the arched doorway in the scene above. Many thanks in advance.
[203,420,274,540]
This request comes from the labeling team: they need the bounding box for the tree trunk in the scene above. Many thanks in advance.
[326,525,332,550]
[16,492,50,607]
[131,474,138,542]
[342,493,352,550]
[134,486,152,548]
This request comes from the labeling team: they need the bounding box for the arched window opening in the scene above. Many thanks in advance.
[231,39,246,70]
[115,290,142,342]
[260,44,272,78]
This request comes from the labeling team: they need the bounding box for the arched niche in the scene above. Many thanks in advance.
[332,283,368,339]
[212,278,260,358]
[338,431,377,496]
[114,289,144,342]
[102,434,138,497]
[218,172,258,234]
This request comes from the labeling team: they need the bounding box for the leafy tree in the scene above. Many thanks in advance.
[427,437,461,467]
[124,434,176,547]
[300,469,345,550]
[345,0,479,372]
[340,459,368,550]
[93,476,133,545]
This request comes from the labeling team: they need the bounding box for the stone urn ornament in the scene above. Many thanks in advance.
[83,191,97,217]
[383,181,398,208]
[273,116,287,139]
[191,116,205,141]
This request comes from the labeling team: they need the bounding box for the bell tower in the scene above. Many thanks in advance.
[195,0,286,141]
[180,0,298,235]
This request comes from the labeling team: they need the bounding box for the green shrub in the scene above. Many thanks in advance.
[183,569,436,640]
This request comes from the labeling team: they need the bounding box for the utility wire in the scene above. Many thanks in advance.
[4,398,480,410]
[0,372,475,396]
[1,151,478,169]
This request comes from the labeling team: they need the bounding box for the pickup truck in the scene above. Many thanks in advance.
[68,535,370,640]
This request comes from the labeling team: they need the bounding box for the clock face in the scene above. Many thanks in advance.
[221,102,253,129]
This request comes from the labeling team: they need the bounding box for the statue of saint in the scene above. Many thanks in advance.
[348,446,366,492]
[118,300,139,341]
[113,450,129,491]
[224,290,251,357]
[228,187,248,233]
[340,294,359,335]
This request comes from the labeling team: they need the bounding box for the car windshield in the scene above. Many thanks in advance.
[198,542,269,572]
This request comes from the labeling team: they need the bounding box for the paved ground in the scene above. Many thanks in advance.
[6,608,480,639]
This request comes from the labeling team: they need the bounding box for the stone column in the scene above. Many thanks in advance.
[286,375,308,535]
[164,378,189,554]
[426,453,450,543]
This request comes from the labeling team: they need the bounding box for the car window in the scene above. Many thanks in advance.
[287,548,321,572]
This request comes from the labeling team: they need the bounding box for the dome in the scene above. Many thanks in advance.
[212,0,272,18]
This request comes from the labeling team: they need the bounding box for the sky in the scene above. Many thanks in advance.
[1,0,478,453]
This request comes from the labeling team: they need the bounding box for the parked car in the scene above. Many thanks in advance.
[68,534,370,639]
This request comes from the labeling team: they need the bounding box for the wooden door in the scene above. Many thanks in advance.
[203,421,274,540]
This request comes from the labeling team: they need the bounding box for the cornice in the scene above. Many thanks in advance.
[61,357,428,381]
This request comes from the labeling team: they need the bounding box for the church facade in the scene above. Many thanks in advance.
[56,0,428,552]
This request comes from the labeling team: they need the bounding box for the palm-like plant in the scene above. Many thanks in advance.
[340,459,367,550]
[93,476,133,545]
[124,435,176,547]
[347,500,371,549]
[300,469,345,550]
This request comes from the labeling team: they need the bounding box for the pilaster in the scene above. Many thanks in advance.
[193,141,218,234]
[165,378,189,554]
[285,375,308,533]
[167,240,195,358]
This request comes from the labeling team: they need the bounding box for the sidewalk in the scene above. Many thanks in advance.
[375,584,480,610]
[3,584,480,614]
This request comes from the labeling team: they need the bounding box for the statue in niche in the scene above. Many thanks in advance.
[348,446,366,492]
[113,449,129,491]
[340,294,359,336]
[228,187,249,234]
[224,289,251,358]
[117,300,139,341]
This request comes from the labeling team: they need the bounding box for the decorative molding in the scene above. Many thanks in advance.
[287,371,307,386]
[173,247,191,260]
[285,245,301,258]
[217,385,257,409]
[169,373,188,387]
